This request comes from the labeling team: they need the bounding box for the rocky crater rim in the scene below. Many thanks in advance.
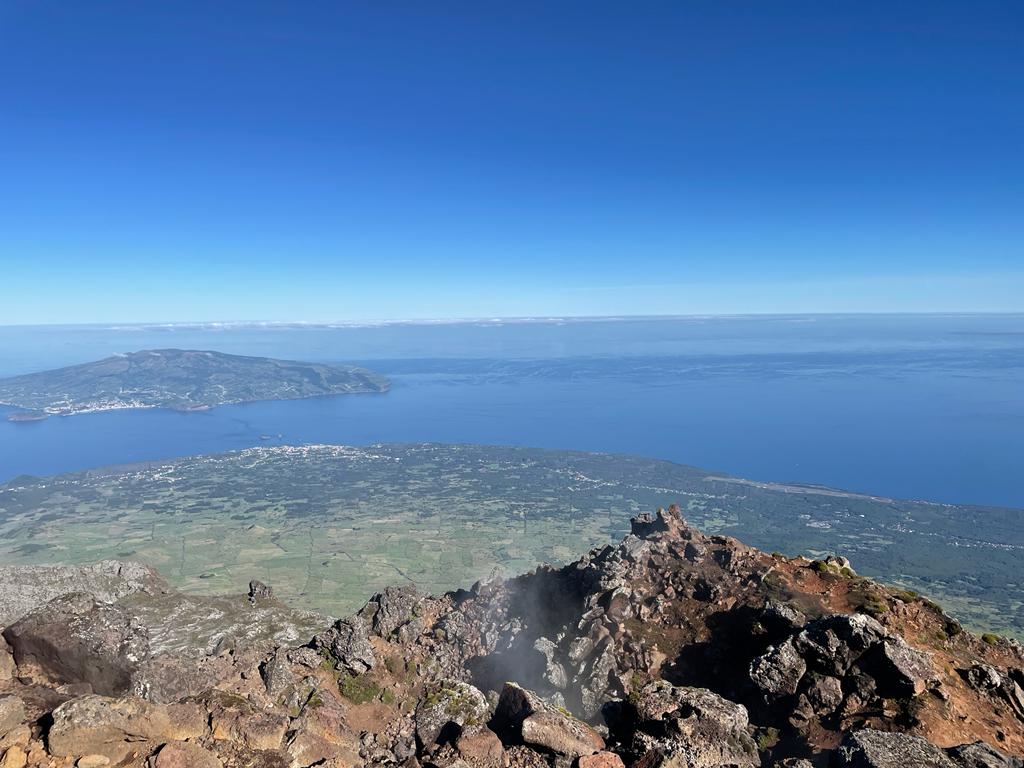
[0,506,1022,767]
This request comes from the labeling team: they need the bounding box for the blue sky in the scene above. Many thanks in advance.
[2,1,1022,324]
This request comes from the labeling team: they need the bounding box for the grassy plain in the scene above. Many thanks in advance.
[1,443,1021,637]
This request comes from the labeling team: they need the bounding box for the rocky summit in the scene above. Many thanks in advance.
[0,506,1023,768]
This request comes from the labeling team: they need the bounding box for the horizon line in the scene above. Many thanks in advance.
[3,310,1024,330]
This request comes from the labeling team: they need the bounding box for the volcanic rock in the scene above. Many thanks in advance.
[494,683,605,759]
[0,637,15,682]
[415,681,490,751]
[947,742,1024,768]
[454,725,505,765]
[623,681,759,768]
[47,695,205,761]
[3,593,149,696]
[314,617,376,674]
[835,729,958,767]
[750,639,806,699]
[149,741,223,768]
[360,585,423,640]
[248,579,274,603]
[0,508,1021,767]
[0,698,26,740]
[260,646,296,698]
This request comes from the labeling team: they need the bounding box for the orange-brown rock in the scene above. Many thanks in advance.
[578,752,626,768]
[150,741,222,768]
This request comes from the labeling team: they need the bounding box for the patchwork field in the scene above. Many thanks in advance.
[1,443,1022,637]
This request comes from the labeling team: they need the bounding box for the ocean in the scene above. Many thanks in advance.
[1,314,1022,508]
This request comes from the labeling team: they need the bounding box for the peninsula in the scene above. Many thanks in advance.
[0,349,389,419]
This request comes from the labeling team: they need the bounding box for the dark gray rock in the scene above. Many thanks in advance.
[761,601,807,634]
[578,641,618,718]
[874,637,934,697]
[360,585,422,640]
[836,729,957,768]
[261,646,296,697]
[248,579,274,603]
[795,614,885,677]
[750,638,806,698]
[314,617,376,674]
[533,637,568,690]
[803,673,844,714]
[287,646,325,669]
[626,681,759,768]
[684,541,708,564]
[947,741,1024,768]
[2,592,149,696]
[963,665,1003,693]
[493,683,604,759]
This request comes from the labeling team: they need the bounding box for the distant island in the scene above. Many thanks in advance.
[0,348,389,420]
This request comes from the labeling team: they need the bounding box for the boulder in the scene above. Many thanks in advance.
[315,617,376,674]
[0,697,26,739]
[285,730,351,767]
[290,694,349,744]
[359,585,422,640]
[3,593,148,696]
[750,639,806,698]
[794,614,885,678]
[454,725,505,766]
[248,579,274,602]
[874,638,934,697]
[210,697,289,750]
[760,601,807,635]
[579,753,626,768]
[288,647,325,669]
[947,742,1024,768]
[415,681,490,750]
[131,652,228,703]
[626,681,759,768]
[150,741,223,768]
[0,746,27,768]
[630,510,682,538]
[825,555,855,574]
[521,710,605,759]
[0,724,30,755]
[47,695,205,761]
[533,637,569,690]
[0,636,14,681]
[804,674,844,714]
[963,665,1003,693]
[261,646,296,698]
[835,729,957,768]
[578,641,619,718]
[493,683,604,759]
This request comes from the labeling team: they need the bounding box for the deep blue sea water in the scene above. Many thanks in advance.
[1,315,1022,508]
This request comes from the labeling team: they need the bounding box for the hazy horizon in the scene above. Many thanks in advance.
[3,309,1024,331]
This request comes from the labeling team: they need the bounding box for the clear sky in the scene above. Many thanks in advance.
[2,1,1022,324]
